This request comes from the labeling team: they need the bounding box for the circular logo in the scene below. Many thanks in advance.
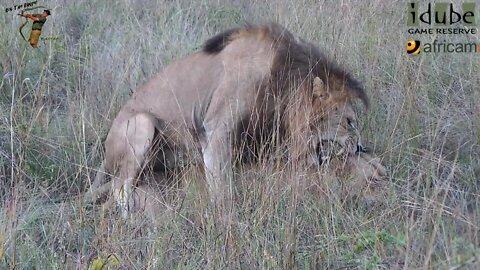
[407,40,421,54]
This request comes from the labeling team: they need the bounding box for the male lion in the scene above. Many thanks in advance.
[89,23,384,219]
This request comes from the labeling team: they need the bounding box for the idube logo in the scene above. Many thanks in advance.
[407,2,476,27]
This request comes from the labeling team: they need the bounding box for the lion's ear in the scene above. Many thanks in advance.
[313,77,328,100]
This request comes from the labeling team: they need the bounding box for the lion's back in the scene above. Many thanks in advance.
[120,28,280,129]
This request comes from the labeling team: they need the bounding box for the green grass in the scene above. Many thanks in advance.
[1,0,479,269]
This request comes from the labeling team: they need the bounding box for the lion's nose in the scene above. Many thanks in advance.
[356,143,367,153]
[346,117,362,148]
[347,117,354,128]
[346,117,357,130]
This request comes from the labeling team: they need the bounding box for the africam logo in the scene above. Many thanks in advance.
[5,1,52,48]
[407,39,480,54]
[407,40,421,54]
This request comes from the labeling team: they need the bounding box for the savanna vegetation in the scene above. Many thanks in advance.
[0,0,479,269]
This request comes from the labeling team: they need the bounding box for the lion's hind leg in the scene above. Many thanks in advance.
[110,113,156,217]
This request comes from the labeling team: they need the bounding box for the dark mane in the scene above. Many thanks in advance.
[267,23,369,108]
[203,28,240,54]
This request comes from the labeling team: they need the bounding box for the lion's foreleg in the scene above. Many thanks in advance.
[200,126,235,224]
[286,102,318,168]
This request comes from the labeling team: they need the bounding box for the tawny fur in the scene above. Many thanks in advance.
[87,23,385,219]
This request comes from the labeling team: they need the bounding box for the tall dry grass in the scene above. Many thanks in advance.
[0,0,479,269]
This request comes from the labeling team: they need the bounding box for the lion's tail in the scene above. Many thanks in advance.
[93,160,107,187]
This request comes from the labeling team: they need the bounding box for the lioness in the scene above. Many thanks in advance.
[90,23,382,219]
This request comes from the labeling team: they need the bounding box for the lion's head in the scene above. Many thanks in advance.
[302,75,388,203]
[305,150,388,206]
[309,75,366,160]
[200,23,381,185]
